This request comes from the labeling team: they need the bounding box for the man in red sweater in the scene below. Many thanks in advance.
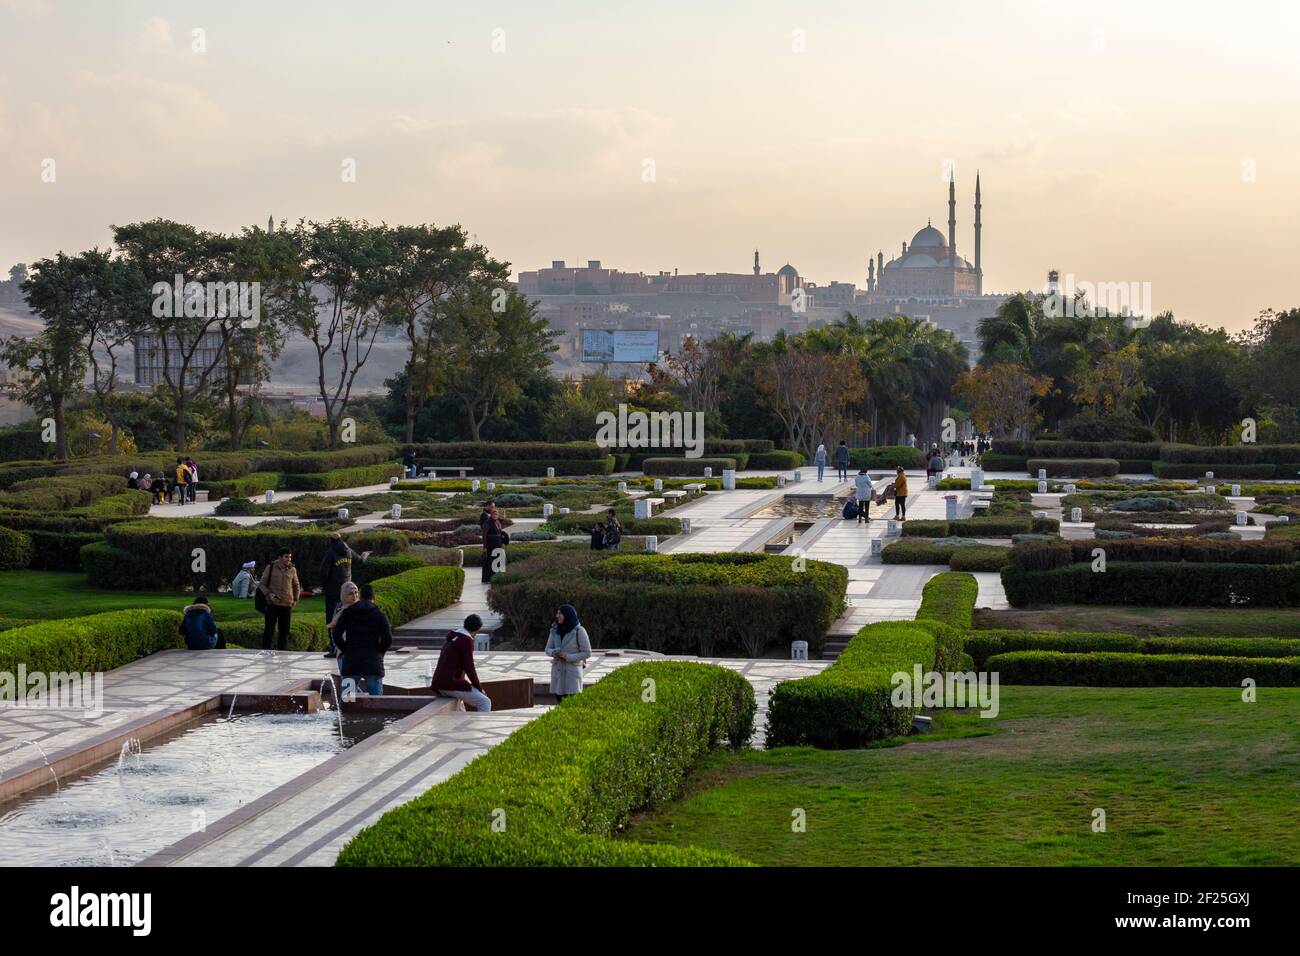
[430,614,492,712]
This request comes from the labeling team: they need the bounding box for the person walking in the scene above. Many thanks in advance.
[332,583,392,697]
[480,500,507,584]
[179,594,225,650]
[835,441,850,482]
[603,509,622,551]
[319,531,370,658]
[544,604,591,702]
[231,560,257,598]
[815,443,827,482]
[430,614,492,712]
[174,457,192,505]
[257,548,300,651]
[854,469,873,523]
[893,466,909,521]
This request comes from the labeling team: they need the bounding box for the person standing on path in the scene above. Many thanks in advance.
[258,548,301,650]
[332,583,392,697]
[893,466,909,521]
[480,500,507,584]
[319,531,370,659]
[854,469,873,523]
[544,604,591,702]
[835,441,850,482]
[603,509,622,551]
[815,443,827,482]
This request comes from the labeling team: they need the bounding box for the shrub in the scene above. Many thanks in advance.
[487,551,847,657]
[25,530,103,571]
[351,553,428,584]
[1160,443,1300,466]
[222,615,327,651]
[916,571,978,628]
[0,610,183,690]
[336,661,754,866]
[279,462,401,491]
[765,621,947,748]
[964,629,1300,668]
[848,445,925,469]
[0,526,33,570]
[0,474,126,512]
[456,539,588,568]
[948,545,1012,572]
[200,472,283,498]
[370,565,465,626]
[902,516,1034,538]
[642,457,737,476]
[984,650,1300,687]
[748,450,805,469]
[1000,561,1300,607]
[1026,458,1121,478]
[1152,461,1280,480]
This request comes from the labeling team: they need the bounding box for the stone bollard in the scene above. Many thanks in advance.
[927,474,938,490]
[617,481,628,493]
[389,476,399,487]
[1064,484,1076,495]
[474,633,491,653]
[1206,485,1216,496]
[1236,511,1248,526]
[722,468,736,491]
[1205,471,1215,482]
[871,538,883,557]
[634,498,652,519]
[471,479,480,492]
[790,640,809,661]
[886,519,900,536]
[704,467,713,478]
[1071,507,1083,523]
[265,489,275,504]
[1278,516,1290,524]
[559,507,570,515]
[390,503,402,519]
[970,467,985,490]
[644,535,658,552]
[679,517,691,533]
[542,503,554,518]
[778,475,786,488]
[792,469,802,483]
[944,495,959,520]
[486,481,495,491]
[1038,480,1048,494]
[1231,484,1241,497]
[547,467,555,478]
[653,478,663,492]
[337,507,349,521]
[1037,468,1047,481]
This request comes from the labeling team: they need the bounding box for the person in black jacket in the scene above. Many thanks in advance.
[179,595,225,650]
[586,522,606,550]
[402,447,417,479]
[319,532,370,659]
[332,584,392,696]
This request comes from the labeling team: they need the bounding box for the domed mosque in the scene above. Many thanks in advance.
[867,172,983,299]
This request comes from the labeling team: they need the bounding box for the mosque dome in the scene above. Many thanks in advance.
[910,224,947,248]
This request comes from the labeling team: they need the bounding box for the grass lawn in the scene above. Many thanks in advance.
[974,605,1300,639]
[0,570,269,623]
[622,685,1300,866]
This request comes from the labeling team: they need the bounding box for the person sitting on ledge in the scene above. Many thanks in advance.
[430,614,492,712]
[231,560,257,599]
[180,595,224,650]
[841,493,860,521]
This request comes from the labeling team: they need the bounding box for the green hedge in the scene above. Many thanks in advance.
[0,474,126,512]
[82,519,408,591]
[0,610,182,691]
[1160,443,1300,466]
[985,649,1300,686]
[881,539,1010,571]
[411,441,607,461]
[902,516,1048,538]
[0,526,33,570]
[279,462,401,491]
[977,452,1028,471]
[993,439,1161,462]
[487,551,846,657]
[848,445,925,469]
[765,621,947,748]
[916,571,978,628]
[641,457,737,476]
[1000,561,1300,607]
[748,450,805,469]
[1026,458,1120,478]
[26,530,103,571]
[964,629,1300,668]
[1152,461,1282,480]
[351,553,428,584]
[1010,536,1297,572]
[199,471,284,498]
[337,660,754,866]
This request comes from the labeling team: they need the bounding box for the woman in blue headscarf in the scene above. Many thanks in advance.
[544,603,591,701]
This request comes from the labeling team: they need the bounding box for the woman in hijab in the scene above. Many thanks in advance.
[544,604,591,702]
[480,500,507,584]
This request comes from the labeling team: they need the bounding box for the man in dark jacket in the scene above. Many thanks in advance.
[333,584,392,696]
[480,501,506,584]
[402,447,417,478]
[179,595,224,650]
[320,532,369,658]
[835,441,850,482]
[430,614,491,711]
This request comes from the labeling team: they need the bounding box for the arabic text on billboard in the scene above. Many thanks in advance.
[581,330,659,363]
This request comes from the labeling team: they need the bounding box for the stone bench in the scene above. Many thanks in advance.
[422,466,474,479]
[682,483,706,493]
[635,496,666,520]
[661,490,688,503]
[194,489,210,503]
[971,498,991,511]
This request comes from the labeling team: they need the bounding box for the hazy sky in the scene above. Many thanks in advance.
[3,0,1298,330]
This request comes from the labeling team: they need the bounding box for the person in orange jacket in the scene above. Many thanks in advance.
[893,466,909,520]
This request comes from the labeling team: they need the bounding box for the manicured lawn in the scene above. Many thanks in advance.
[974,605,1300,639]
[0,570,271,623]
[623,686,1300,866]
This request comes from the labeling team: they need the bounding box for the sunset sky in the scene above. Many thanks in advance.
[3,0,1298,330]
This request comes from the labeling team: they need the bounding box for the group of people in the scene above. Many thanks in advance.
[814,440,853,483]
[126,457,201,505]
[584,509,623,551]
[839,465,910,522]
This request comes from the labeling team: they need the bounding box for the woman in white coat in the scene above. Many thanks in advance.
[544,604,591,701]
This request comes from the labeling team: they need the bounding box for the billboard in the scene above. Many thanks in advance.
[580,329,660,363]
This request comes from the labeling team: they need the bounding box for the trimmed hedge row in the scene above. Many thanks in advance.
[642,457,737,476]
[765,620,948,748]
[748,450,805,469]
[1152,461,1295,480]
[410,441,607,462]
[0,474,127,512]
[901,516,1057,538]
[279,462,401,491]
[1009,537,1297,572]
[1000,561,1300,607]
[0,610,184,690]
[985,650,1300,686]
[336,661,754,866]
[964,629,1300,668]
[993,439,1161,462]
[351,553,428,584]
[487,551,847,657]
[881,539,1010,571]
[916,571,979,628]
[0,526,34,570]
[1026,458,1120,478]
[849,445,925,469]
[26,530,104,571]
[1161,443,1300,465]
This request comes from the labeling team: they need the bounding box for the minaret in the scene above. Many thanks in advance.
[754,249,760,275]
[947,172,957,264]
[974,173,982,294]
[877,251,884,285]
[267,215,274,234]
[867,257,875,292]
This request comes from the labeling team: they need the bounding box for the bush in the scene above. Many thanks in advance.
[0,526,33,570]
[1026,458,1121,478]
[765,621,948,748]
[1000,561,1300,607]
[351,553,428,584]
[1152,461,1280,480]
[280,462,401,491]
[200,472,283,498]
[748,449,805,469]
[25,530,103,571]
[0,610,182,690]
[487,551,847,657]
[370,565,465,626]
[881,539,1008,570]
[1160,443,1300,466]
[984,650,1300,687]
[902,516,1035,538]
[336,661,754,866]
[642,457,737,476]
[978,452,1028,471]
[848,445,925,469]
[948,545,1013,572]
[916,571,978,628]
[0,474,126,512]
[964,629,1300,668]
